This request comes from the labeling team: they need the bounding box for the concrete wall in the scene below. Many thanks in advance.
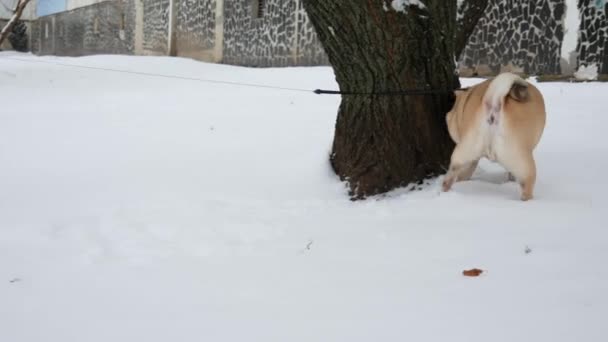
[31,0,135,56]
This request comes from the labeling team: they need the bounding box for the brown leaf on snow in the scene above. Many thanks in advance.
[462,268,484,277]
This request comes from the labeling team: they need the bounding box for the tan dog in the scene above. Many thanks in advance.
[442,72,546,200]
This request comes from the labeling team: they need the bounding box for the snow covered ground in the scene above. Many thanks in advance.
[0,51,606,342]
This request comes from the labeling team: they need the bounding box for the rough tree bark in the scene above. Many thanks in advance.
[0,0,31,48]
[302,0,487,199]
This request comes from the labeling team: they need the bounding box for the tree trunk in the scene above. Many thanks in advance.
[303,0,461,199]
[0,0,31,48]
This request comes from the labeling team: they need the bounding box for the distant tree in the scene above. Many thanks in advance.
[0,0,31,49]
[8,20,28,52]
[303,0,488,199]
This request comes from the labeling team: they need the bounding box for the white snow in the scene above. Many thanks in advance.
[0,51,607,342]
[574,63,599,80]
[390,0,426,13]
[560,0,581,72]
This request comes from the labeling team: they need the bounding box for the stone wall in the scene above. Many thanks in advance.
[141,0,221,59]
[459,0,565,75]
[22,0,608,75]
[142,0,169,54]
[31,0,136,56]
[222,0,327,66]
[174,0,217,60]
[576,0,608,73]
[222,0,297,67]
[294,1,328,66]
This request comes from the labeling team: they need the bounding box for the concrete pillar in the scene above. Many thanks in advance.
[167,0,176,56]
[51,16,55,54]
[213,0,224,62]
[134,0,144,54]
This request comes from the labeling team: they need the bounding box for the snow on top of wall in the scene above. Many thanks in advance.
[389,0,427,13]
[561,0,581,59]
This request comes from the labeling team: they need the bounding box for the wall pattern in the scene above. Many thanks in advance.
[577,0,608,73]
[460,0,565,74]
[221,0,328,66]
[31,0,136,56]
[142,0,169,54]
[295,2,329,66]
[174,0,216,58]
[459,0,566,75]
[20,0,608,75]
[222,0,298,67]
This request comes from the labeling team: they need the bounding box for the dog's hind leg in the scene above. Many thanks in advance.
[458,159,479,181]
[442,140,483,192]
[499,150,537,201]
[518,157,536,201]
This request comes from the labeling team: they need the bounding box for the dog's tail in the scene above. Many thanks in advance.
[482,72,529,114]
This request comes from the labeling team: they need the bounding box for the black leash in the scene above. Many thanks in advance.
[313,87,467,95]
[2,55,470,97]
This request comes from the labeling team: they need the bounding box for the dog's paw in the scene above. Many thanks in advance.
[442,178,453,192]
